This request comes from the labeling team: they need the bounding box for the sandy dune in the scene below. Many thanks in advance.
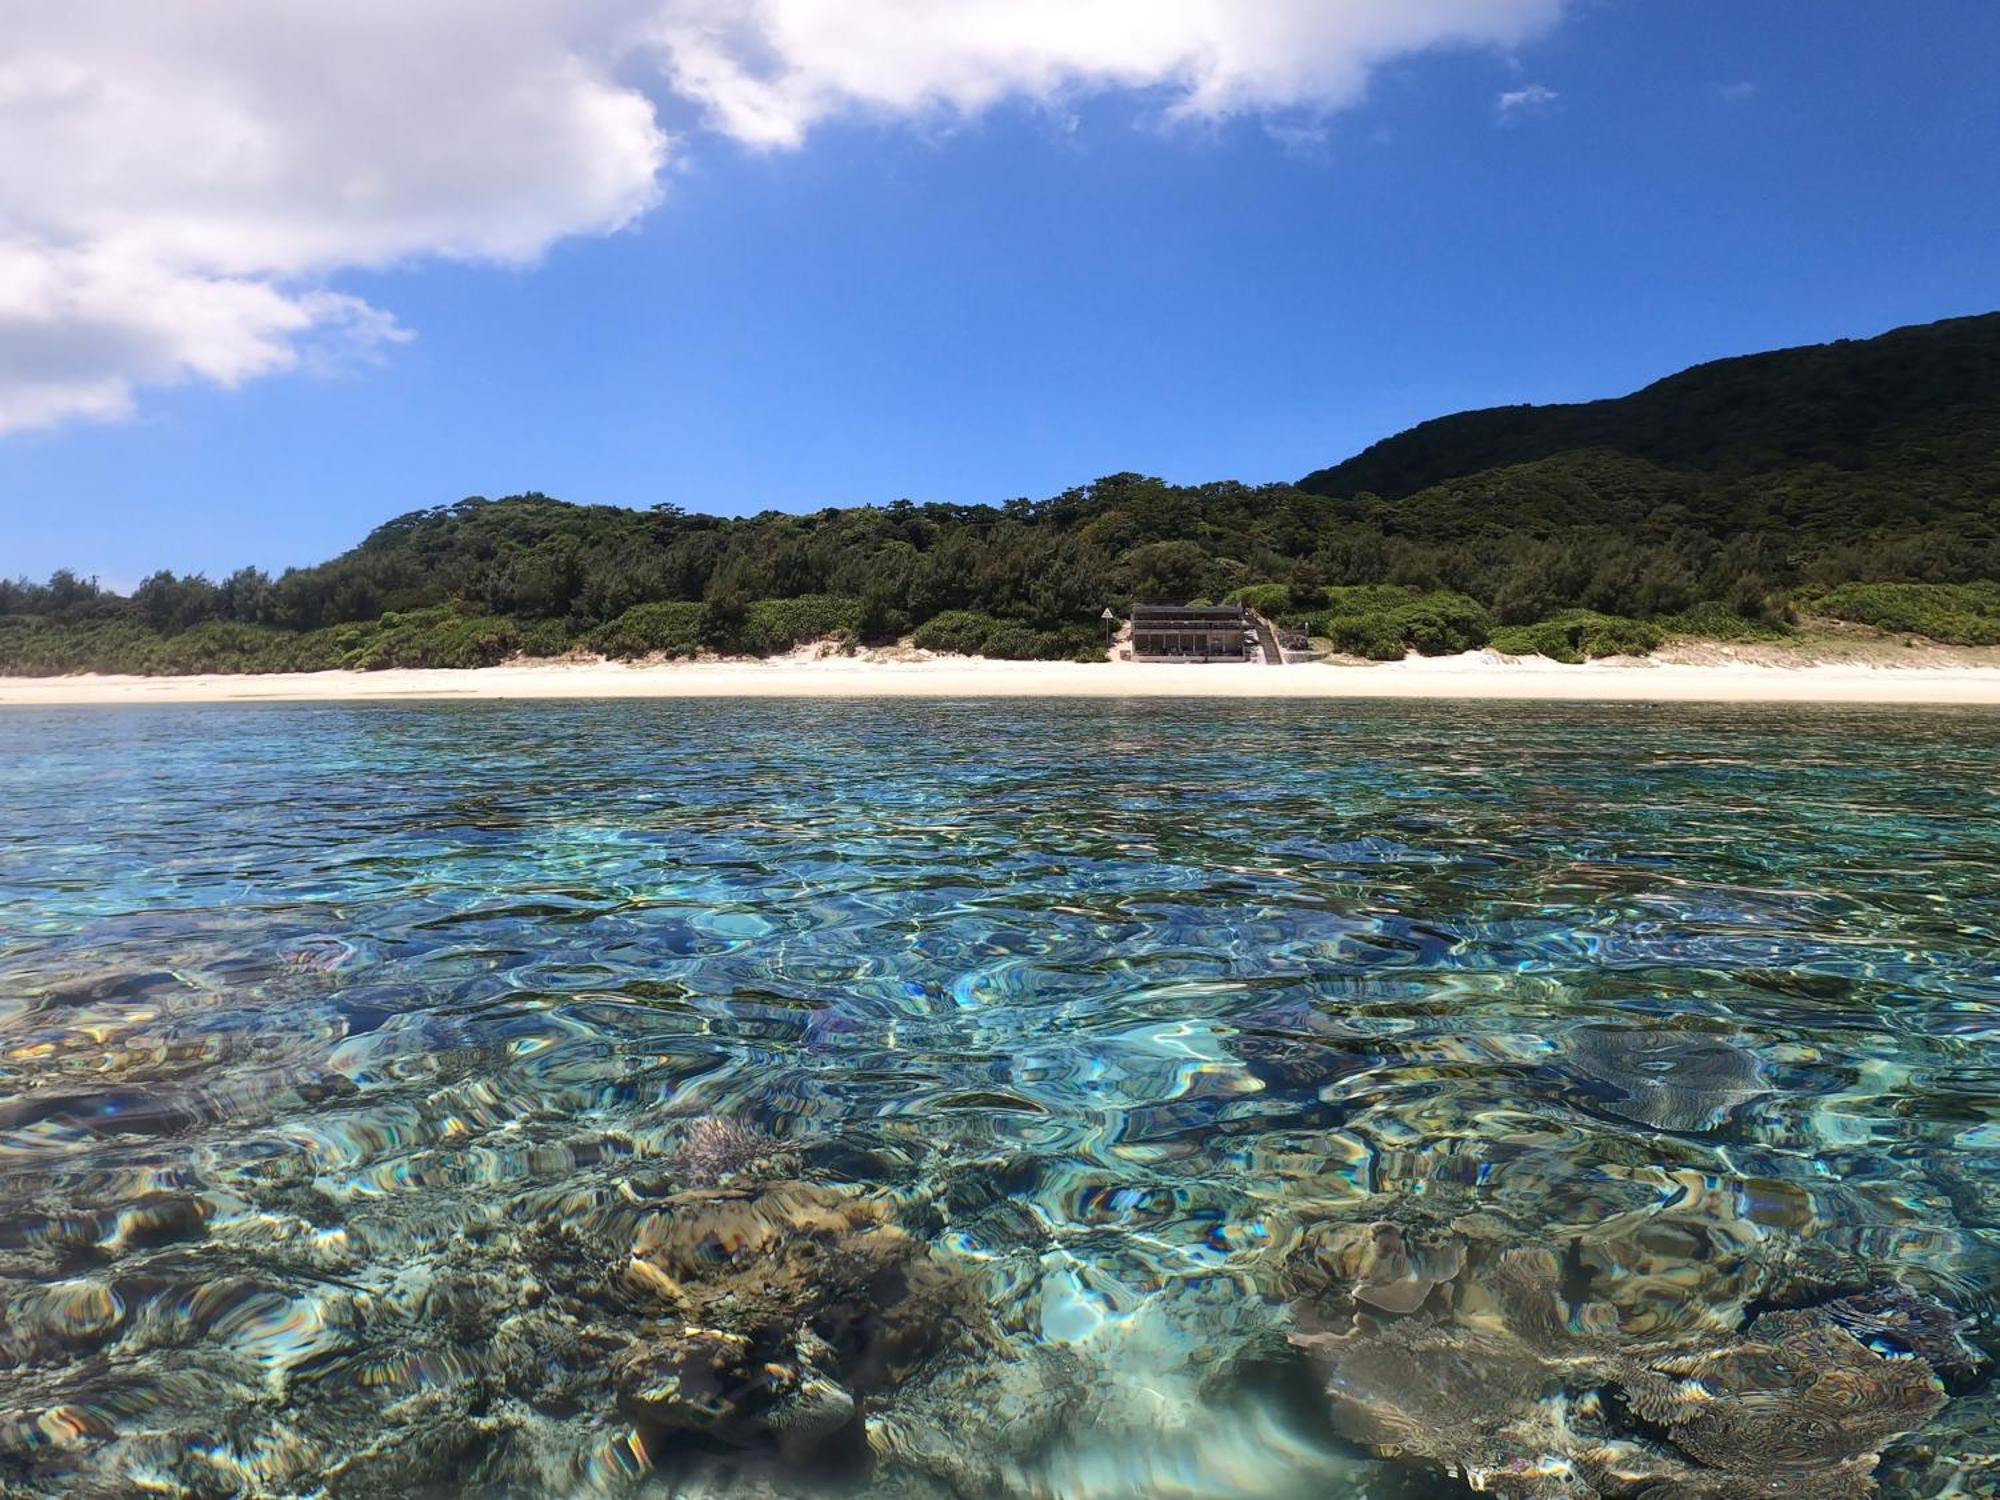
[4,651,2000,706]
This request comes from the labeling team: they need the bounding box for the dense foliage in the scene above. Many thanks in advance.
[1489,611,1667,663]
[1798,581,2000,646]
[4,313,1995,673]
[1302,311,2000,548]
[909,611,1107,661]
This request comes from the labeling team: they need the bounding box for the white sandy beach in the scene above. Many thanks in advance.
[4,650,2000,706]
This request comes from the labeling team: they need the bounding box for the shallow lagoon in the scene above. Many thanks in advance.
[1,700,1995,1497]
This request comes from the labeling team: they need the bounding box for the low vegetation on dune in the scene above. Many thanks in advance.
[2,313,1995,675]
[908,611,1107,662]
[1796,581,2000,646]
[1490,611,1667,663]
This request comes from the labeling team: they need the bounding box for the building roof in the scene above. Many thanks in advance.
[1131,603,1246,624]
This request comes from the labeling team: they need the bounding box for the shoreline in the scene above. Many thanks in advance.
[4,652,2000,706]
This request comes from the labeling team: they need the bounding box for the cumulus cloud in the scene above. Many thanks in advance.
[0,0,668,434]
[0,0,1565,434]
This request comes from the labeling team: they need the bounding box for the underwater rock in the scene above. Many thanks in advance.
[1290,1245,1618,1495]
[613,1327,763,1436]
[1281,1217,1469,1327]
[1818,1285,1983,1378]
[0,1281,126,1364]
[1562,1023,1768,1132]
[1291,1315,1567,1475]
[285,935,363,974]
[765,1330,859,1458]
[865,1344,1101,1498]
[1290,1233,1953,1499]
[1354,1223,1466,1316]
[611,1323,860,1459]
[1626,1307,1948,1487]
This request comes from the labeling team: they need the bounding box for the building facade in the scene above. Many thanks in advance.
[1130,603,1251,662]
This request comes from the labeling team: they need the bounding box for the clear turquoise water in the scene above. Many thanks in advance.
[1,701,1995,1497]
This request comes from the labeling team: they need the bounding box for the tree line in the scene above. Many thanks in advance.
[5,311,1995,670]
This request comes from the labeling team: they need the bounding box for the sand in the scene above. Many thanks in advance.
[4,650,2000,706]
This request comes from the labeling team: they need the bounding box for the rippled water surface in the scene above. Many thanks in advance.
[2,700,1997,1498]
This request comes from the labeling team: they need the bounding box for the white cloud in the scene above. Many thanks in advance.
[0,243,408,434]
[1496,81,1558,118]
[0,0,668,434]
[0,0,1565,435]
[1719,80,1759,103]
[645,0,1567,146]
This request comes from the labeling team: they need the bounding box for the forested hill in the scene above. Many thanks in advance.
[4,312,1998,675]
[1299,311,2000,546]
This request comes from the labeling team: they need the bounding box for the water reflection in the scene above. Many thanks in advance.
[0,701,1994,1497]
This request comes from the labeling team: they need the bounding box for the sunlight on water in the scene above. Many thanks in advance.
[0,700,1994,1498]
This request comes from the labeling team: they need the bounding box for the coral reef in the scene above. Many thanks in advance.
[670,1116,795,1187]
[0,1167,989,1499]
[617,1180,988,1459]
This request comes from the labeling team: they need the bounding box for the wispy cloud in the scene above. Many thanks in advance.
[1496,82,1558,120]
[1718,80,1759,103]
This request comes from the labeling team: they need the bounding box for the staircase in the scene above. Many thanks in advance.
[1250,613,1285,666]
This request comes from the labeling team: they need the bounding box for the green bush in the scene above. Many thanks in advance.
[911,610,1105,661]
[910,610,995,655]
[346,607,521,669]
[1656,601,1794,642]
[146,621,350,673]
[1304,589,1492,660]
[1491,610,1666,663]
[978,621,1043,659]
[739,595,862,654]
[1326,615,1410,661]
[519,619,575,658]
[0,616,354,676]
[1225,583,1293,614]
[594,594,861,657]
[1801,582,2000,645]
[587,601,703,658]
[1397,594,1494,655]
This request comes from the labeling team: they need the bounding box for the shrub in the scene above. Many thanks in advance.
[1395,593,1494,655]
[1304,589,1492,659]
[739,595,863,654]
[587,601,703,658]
[519,619,575,658]
[910,610,1105,661]
[1800,582,2000,645]
[1230,579,1334,614]
[1491,611,1665,663]
[0,616,359,676]
[910,610,996,655]
[347,607,521,670]
[977,620,1043,659]
[1656,602,1794,642]
[1226,583,1295,614]
[1327,615,1410,661]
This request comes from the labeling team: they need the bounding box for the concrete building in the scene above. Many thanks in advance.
[1130,603,1251,662]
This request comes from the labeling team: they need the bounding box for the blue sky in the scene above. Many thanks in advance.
[3,0,1997,585]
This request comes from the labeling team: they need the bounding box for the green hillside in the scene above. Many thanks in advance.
[1300,311,2000,553]
[4,313,1997,674]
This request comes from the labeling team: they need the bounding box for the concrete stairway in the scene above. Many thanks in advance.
[1250,613,1285,665]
